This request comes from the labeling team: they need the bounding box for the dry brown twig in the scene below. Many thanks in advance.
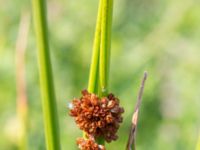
[126,72,148,150]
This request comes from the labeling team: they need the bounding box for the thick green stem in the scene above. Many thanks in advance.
[32,0,61,150]
[99,0,113,97]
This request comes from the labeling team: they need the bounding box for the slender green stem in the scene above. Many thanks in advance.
[97,0,113,145]
[99,0,113,97]
[87,0,113,146]
[32,0,61,150]
[86,0,103,141]
[88,0,103,94]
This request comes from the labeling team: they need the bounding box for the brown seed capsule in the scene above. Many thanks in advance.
[101,97,108,104]
[106,114,113,123]
[107,100,115,108]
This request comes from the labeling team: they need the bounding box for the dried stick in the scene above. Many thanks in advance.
[126,72,148,150]
[15,11,30,150]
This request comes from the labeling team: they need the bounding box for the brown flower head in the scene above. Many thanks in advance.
[69,90,124,142]
[76,136,105,150]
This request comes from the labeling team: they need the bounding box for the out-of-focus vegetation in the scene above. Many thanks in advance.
[0,0,200,149]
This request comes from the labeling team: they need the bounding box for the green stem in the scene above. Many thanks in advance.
[32,0,61,150]
[86,0,103,141]
[88,0,103,94]
[99,0,113,97]
[87,0,113,146]
[97,0,113,145]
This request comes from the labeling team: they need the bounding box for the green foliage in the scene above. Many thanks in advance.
[0,0,200,149]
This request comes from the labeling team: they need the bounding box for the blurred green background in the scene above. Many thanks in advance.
[0,0,200,149]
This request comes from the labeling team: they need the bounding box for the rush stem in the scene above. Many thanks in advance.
[32,0,61,149]
[87,0,114,145]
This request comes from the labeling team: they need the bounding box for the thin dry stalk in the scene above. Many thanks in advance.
[15,11,30,150]
[126,72,148,150]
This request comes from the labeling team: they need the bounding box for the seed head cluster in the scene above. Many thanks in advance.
[77,136,105,150]
[69,89,124,149]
